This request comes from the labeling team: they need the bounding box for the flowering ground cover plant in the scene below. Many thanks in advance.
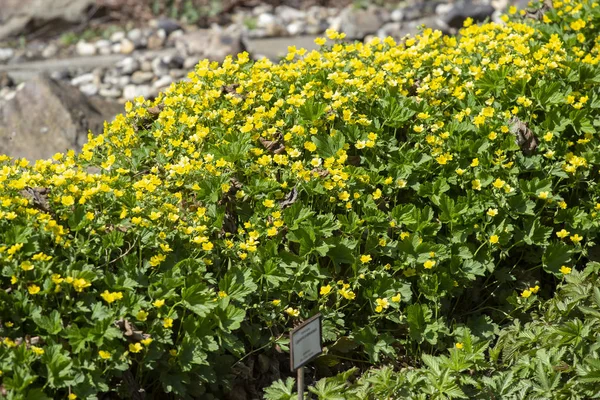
[2,0,600,398]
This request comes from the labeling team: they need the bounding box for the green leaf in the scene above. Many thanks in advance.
[543,242,573,276]
[406,304,427,343]
[181,284,216,317]
[523,219,552,245]
[32,310,63,335]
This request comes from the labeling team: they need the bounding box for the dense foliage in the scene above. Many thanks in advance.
[2,0,600,398]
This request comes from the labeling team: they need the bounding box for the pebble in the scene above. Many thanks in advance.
[41,43,58,58]
[76,41,96,56]
[99,87,122,98]
[287,21,305,36]
[80,83,99,96]
[276,6,306,23]
[71,73,96,86]
[116,57,139,75]
[120,39,135,54]
[390,9,404,22]
[153,75,173,88]
[110,31,126,43]
[127,28,143,43]
[131,70,154,84]
[152,58,169,77]
[0,48,15,62]
[123,84,151,100]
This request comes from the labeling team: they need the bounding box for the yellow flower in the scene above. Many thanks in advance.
[141,337,153,346]
[31,346,44,355]
[391,293,401,302]
[455,342,464,349]
[304,141,317,152]
[424,260,436,269]
[101,290,123,304]
[169,349,178,356]
[320,285,332,296]
[61,195,75,206]
[360,254,372,264]
[560,265,572,275]
[556,229,570,238]
[492,178,505,189]
[339,287,356,300]
[314,37,327,46]
[538,191,549,200]
[20,261,34,271]
[267,227,278,237]
[470,158,479,167]
[487,208,498,217]
[136,310,149,321]
[374,298,389,313]
[455,168,465,176]
[521,289,532,298]
[72,278,91,292]
[153,299,165,308]
[28,284,41,295]
[338,191,350,202]
[68,394,77,400]
[285,307,300,317]
[471,179,481,191]
[530,285,540,294]
[570,234,583,244]
[272,299,281,306]
[263,199,275,208]
[129,343,143,353]
[489,235,499,244]
[163,318,174,328]
[99,350,111,359]
[202,242,214,251]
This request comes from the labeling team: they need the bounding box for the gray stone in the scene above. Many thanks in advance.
[0,48,15,62]
[79,83,98,96]
[141,60,153,72]
[120,39,135,55]
[276,5,306,23]
[169,69,186,79]
[111,43,122,54]
[110,31,126,43]
[99,87,121,98]
[127,28,143,43]
[184,57,200,70]
[436,3,454,16]
[71,73,95,86]
[131,71,154,85]
[76,41,96,56]
[116,57,139,75]
[442,4,496,29]
[287,21,305,36]
[243,35,321,62]
[338,6,385,40]
[403,5,424,21]
[167,29,184,45]
[0,74,122,161]
[153,75,173,89]
[156,18,181,35]
[123,84,151,100]
[41,43,58,58]
[147,30,166,50]
[0,0,95,40]
[0,72,14,88]
[151,58,169,76]
[391,9,404,22]
[175,27,244,62]
[95,39,111,50]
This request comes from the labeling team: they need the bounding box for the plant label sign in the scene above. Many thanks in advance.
[290,313,322,371]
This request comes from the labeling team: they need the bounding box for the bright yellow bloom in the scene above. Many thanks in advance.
[153,299,165,308]
[99,350,111,359]
[487,208,498,217]
[492,178,505,189]
[163,318,174,328]
[68,394,77,400]
[320,285,332,296]
[101,290,123,304]
[560,265,572,275]
[285,307,300,317]
[129,343,143,353]
[31,346,44,355]
[141,338,153,346]
[391,293,401,302]
[374,298,389,313]
[272,299,281,306]
[489,235,499,244]
[556,229,570,238]
[424,260,436,269]
[263,199,275,208]
[28,285,41,295]
[136,310,149,321]
[72,278,91,292]
[521,289,532,298]
[360,254,372,264]
[570,234,583,244]
[455,342,464,349]
[20,261,34,271]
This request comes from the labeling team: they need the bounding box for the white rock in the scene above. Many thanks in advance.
[436,3,454,16]
[152,58,169,76]
[110,31,126,43]
[276,5,306,23]
[116,57,139,75]
[287,21,305,36]
[111,43,122,53]
[123,84,151,100]
[96,39,111,49]
[41,43,58,58]
[80,83,99,96]
[120,39,135,54]
[257,13,278,29]
[391,9,404,22]
[76,41,96,56]
[127,28,143,43]
[153,75,173,89]
[71,73,96,86]
[184,57,200,70]
[131,71,154,85]
[99,87,122,98]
